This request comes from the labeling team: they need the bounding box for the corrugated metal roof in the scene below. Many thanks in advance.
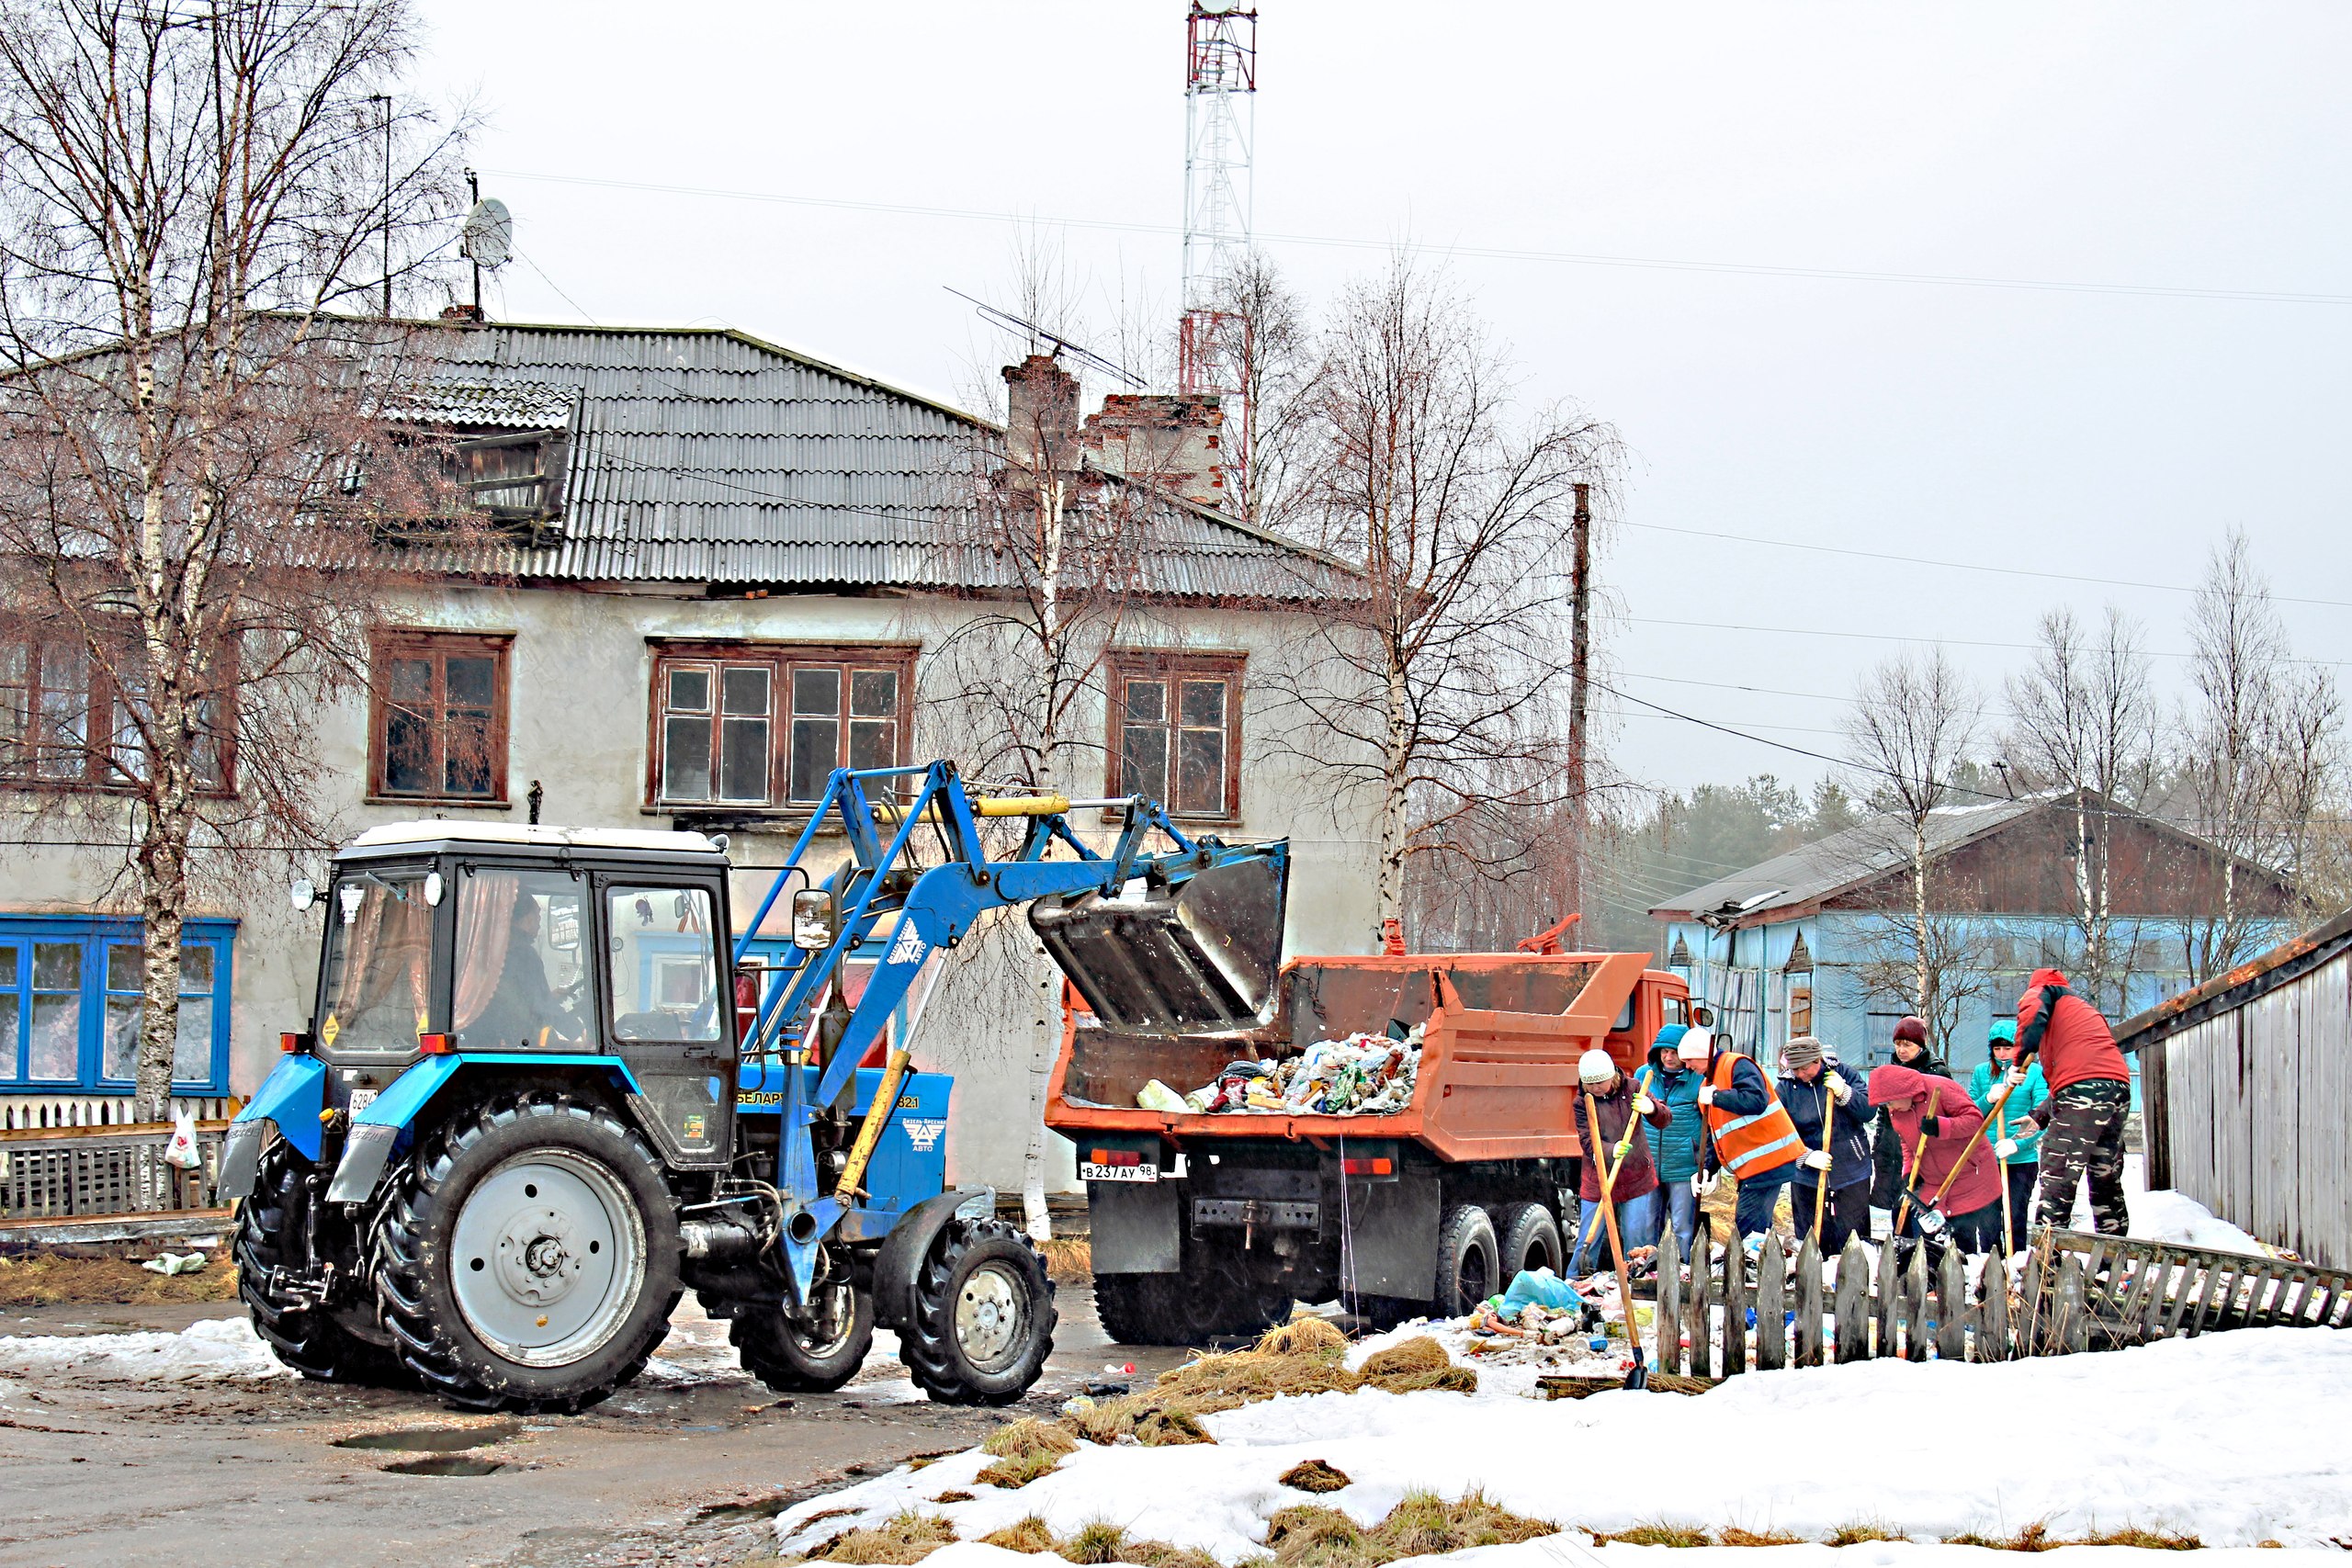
[401,321,1352,602]
[1648,799,2041,921]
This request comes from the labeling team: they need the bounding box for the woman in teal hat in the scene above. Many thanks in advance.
[1969,1018,2049,1252]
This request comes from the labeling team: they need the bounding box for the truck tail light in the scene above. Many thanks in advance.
[279,1032,307,1055]
[1088,1148,1142,1168]
[1342,1156,1393,1177]
[417,1032,455,1055]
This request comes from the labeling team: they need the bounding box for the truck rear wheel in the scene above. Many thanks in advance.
[717,1269,875,1393]
[234,1141,407,1385]
[372,1089,682,1414]
[899,1217,1055,1405]
[1497,1201,1565,1281]
[1433,1202,1499,1317]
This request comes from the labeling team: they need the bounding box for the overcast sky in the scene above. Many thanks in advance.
[413,2,2352,802]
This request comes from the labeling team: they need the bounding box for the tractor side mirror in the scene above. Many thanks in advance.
[791,889,835,952]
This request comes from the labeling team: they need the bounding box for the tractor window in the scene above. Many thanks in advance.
[452,867,588,1051]
[605,886,721,1043]
[319,871,434,1055]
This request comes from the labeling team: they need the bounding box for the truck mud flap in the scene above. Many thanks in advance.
[1089,1180,1181,1274]
[1030,850,1288,1031]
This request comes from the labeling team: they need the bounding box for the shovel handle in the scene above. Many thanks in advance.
[1922,1076,2024,1212]
[1587,1091,1648,1383]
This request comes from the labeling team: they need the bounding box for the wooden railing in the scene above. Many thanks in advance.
[0,1119,235,1219]
[1640,1219,2352,1374]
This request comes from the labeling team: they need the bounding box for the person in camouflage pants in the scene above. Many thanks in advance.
[2031,1079,2132,1234]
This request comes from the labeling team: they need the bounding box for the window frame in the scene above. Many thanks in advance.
[1103,651,1246,822]
[0,915,235,1096]
[644,640,918,816]
[366,629,514,807]
[0,631,237,795]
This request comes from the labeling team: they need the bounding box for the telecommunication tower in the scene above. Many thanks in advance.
[1178,1,1257,506]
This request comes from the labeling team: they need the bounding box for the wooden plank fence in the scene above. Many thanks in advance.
[1642,1219,2352,1375]
[0,1120,233,1220]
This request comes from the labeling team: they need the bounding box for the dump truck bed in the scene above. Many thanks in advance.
[1045,950,1690,1164]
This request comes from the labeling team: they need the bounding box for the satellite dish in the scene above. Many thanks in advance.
[459,197,512,269]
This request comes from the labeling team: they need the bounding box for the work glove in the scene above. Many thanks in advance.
[1697,1085,1716,1107]
[1914,1206,1949,1237]
[1634,1093,1657,1115]
[1917,1114,1940,1137]
[1825,1072,1850,1104]
[2003,1068,2028,1091]
[1994,1137,2020,1159]
[1803,1149,1833,1172]
[1692,1172,1714,1197]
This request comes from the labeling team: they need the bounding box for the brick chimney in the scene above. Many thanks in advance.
[1001,354,1080,490]
[1082,392,1227,511]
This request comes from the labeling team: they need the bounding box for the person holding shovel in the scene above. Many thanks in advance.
[1968,1019,2048,1253]
[1569,1049,1671,1276]
[1684,1029,1808,1256]
[1645,1025,1708,1258]
[1777,1035,1874,1254]
[1866,1060,2003,1253]
[2008,967,2133,1238]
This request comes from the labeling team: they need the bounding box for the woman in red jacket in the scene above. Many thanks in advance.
[1867,1062,2005,1254]
[2011,967,2133,1236]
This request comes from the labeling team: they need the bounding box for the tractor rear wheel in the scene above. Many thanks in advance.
[715,1263,875,1393]
[372,1089,682,1414]
[899,1217,1055,1405]
[233,1141,407,1385]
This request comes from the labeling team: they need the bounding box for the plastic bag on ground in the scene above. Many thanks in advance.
[1502,1267,1581,1316]
[141,1251,206,1276]
[163,1108,200,1170]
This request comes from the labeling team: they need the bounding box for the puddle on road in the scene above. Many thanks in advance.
[383,1453,506,1477]
[335,1419,521,1452]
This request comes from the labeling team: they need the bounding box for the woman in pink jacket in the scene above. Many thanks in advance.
[1867,1062,2004,1254]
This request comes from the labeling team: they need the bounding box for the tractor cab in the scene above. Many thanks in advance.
[300,823,739,1169]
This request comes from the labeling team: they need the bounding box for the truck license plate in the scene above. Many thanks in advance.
[347,1089,379,1114]
[1080,1161,1158,1183]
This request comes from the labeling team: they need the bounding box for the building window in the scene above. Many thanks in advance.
[0,635,232,791]
[650,643,913,810]
[450,428,568,521]
[0,918,233,1096]
[1788,985,1814,1039]
[1105,653,1243,819]
[369,632,511,804]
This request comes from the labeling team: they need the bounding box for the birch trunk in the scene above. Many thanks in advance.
[1021,479,1068,1244]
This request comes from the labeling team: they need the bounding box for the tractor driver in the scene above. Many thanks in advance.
[466,896,583,1049]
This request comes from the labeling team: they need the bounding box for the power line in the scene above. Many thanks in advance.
[481,167,2352,309]
[1621,521,2352,612]
[1623,614,2352,670]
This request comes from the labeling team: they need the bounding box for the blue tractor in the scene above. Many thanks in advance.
[220,761,1288,1412]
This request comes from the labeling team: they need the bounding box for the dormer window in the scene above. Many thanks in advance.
[452,427,567,521]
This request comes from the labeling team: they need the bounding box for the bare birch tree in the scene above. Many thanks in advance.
[1212,250,1317,536]
[1843,648,1987,1052]
[1263,254,1623,942]
[0,0,465,1130]
[2004,605,2158,1008]
[2179,529,2343,977]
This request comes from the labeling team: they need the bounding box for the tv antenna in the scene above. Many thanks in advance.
[944,286,1144,389]
[458,172,512,319]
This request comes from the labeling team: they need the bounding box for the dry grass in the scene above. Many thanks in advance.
[1265,1490,1555,1568]
[0,1251,239,1306]
[1591,1523,1713,1549]
[804,1511,958,1564]
[977,1515,1219,1568]
[930,1492,974,1506]
[1943,1523,2057,1552]
[2074,1529,2203,1551]
[982,1517,1060,1554]
[1357,1336,1448,1378]
[1826,1521,1907,1546]
[976,1453,1065,1490]
[1256,1316,1348,1356]
[1038,1238,1092,1284]
[1280,1460,1353,1495]
[1718,1529,1804,1547]
[983,1419,1080,1461]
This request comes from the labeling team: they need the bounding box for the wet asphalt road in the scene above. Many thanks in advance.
[0,1283,1184,1568]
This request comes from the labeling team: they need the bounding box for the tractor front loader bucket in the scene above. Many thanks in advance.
[1029,847,1288,1032]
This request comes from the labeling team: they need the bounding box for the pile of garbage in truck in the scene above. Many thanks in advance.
[1135,1026,1424,1116]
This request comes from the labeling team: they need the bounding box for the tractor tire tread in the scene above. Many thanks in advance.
[232,1141,407,1386]
[897,1218,1056,1406]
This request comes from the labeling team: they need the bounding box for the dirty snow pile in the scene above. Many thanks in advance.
[0,1315,296,1381]
[776,1326,2352,1556]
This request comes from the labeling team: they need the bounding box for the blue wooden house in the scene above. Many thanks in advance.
[1648,792,2297,1091]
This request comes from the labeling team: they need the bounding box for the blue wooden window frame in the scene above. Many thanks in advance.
[0,915,235,1095]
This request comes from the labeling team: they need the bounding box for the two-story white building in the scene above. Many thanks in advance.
[0,318,1380,1190]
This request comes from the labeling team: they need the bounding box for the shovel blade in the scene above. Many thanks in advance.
[1030,846,1288,1032]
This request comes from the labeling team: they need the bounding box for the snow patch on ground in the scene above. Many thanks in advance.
[776,1327,2352,1556]
[0,1315,295,1381]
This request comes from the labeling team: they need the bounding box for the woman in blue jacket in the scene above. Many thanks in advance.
[1645,1024,1708,1258]
[1969,1019,2050,1253]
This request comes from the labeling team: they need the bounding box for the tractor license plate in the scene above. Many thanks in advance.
[1080,1161,1159,1183]
[346,1089,378,1114]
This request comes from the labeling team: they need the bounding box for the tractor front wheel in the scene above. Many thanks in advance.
[372,1089,682,1414]
[899,1218,1055,1405]
[716,1260,875,1393]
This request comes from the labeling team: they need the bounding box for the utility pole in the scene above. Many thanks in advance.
[1565,480,1592,923]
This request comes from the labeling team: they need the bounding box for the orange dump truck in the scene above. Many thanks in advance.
[1042,948,1694,1343]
